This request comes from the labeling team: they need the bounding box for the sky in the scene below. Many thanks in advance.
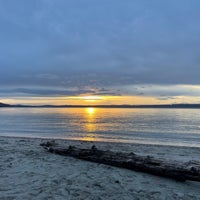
[1,0,200,105]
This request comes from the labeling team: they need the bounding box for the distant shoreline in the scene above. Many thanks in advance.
[1,102,200,109]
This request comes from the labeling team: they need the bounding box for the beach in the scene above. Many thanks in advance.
[0,136,200,200]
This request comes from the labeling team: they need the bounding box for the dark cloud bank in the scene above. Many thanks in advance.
[0,0,200,97]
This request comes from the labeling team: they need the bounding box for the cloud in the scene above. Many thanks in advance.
[156,96,177,101]
[121,84,200,97]
[0,0,200,97]
[36,74,59,80]
[0,86,117,97]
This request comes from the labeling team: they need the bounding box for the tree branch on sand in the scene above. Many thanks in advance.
[40,141,200,182]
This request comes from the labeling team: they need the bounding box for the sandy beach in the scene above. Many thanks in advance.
[1,136,200,200]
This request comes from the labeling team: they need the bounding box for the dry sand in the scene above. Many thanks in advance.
[1,136,200,200]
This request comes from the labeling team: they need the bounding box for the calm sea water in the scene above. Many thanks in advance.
[0,107,200,147]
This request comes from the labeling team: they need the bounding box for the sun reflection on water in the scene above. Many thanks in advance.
[86,107,95,115]
[83,107,98,141]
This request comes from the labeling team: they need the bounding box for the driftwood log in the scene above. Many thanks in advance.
[40,141,200,182]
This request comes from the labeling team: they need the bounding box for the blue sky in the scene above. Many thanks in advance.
[1,0,200,104]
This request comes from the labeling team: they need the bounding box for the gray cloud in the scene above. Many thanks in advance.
[121,84,200,98]
[156,96,177,101]
[0,86,116,97]
[36,74,59,80]
[0,0,200,97]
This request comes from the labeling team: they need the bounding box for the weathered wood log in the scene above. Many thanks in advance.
[40,141,200,182]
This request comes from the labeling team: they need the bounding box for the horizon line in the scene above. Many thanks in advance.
[2,102,200,108]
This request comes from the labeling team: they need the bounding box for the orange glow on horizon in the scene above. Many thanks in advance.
[3,95,200,106]
[81,96,104,102]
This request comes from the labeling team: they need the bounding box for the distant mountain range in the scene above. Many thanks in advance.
[1,102,200,108]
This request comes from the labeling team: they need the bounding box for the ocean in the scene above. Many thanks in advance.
[0,107,200,147]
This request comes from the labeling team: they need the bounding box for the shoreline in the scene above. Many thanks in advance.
[1,134,200,149]
[1,136,200,199]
